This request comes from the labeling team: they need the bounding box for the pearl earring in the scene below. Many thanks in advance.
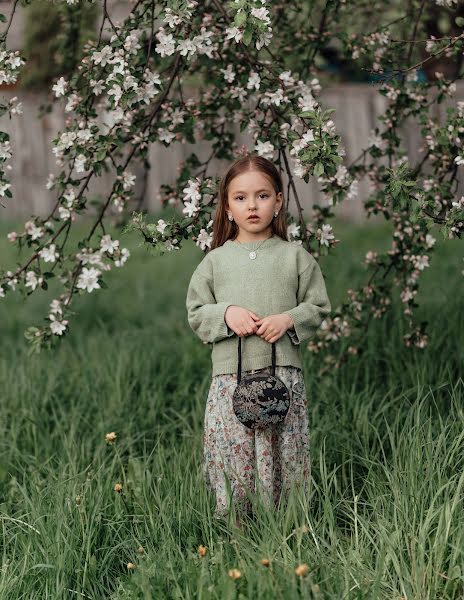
[228,213,233,221]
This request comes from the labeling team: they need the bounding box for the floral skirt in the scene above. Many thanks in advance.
[203,365,311,519]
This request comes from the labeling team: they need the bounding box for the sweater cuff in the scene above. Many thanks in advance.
[283,308,302,345]
[215,302,235,340]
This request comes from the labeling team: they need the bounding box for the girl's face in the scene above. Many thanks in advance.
[226,170,283,240]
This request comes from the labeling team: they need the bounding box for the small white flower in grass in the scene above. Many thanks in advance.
[114,248,130,267]
[25,271,43,291]
[454,155,464,166]
[7,231,17,242]
[100,234,119,254]
[0,286,4,298]
[76,267,101,293]
[318,224,335,246]
[49,313,68,335]
[52,76,67,97]
[39,244,59,263]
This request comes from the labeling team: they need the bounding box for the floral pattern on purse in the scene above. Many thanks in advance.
[232,335,291,430]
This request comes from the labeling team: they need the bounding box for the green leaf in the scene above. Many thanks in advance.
[455,16,464,27]
[242,24,253,46]
[313,162,324,177]
[234,10,247,27]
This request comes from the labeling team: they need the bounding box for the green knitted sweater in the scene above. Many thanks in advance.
[185,233,331,377]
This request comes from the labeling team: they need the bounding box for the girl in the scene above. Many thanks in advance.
[186,153,331,528]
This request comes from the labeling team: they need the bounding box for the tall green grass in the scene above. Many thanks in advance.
[0,213,463,599]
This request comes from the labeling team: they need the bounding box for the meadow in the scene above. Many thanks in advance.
[0,212,463,599]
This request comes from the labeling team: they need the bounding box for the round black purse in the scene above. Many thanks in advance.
[232,335,291,430]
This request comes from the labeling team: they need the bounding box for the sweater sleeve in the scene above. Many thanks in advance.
[186,263,235,345]
[283,256,331,346]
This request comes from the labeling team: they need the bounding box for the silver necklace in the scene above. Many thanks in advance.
[233,235,273,259]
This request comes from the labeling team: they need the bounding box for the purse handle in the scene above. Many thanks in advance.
[237,335,276,384]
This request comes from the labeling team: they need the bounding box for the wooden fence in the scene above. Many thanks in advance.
[1,81,463,223]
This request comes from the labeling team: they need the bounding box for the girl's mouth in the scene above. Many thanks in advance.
[248,216,260,220]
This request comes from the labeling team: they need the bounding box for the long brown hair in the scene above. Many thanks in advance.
[207,153,289,252]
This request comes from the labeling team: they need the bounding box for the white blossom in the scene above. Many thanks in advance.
[318,224,335,246]
[225,26,243,43]
[52,76,67,97]
[254,140,275,159]
[183,179,202,203]
[50,299,63,315]
[76,267,101,293]
[247,71,261,90]
[114,248,130,267]
[196,229,213,250]
[100,234,119,254]
[0,181,11,196]
[25,220,44,241]
[49,313,68,335]
[39,244,59,263]
[155,28,177,57]
[25,271,43,291]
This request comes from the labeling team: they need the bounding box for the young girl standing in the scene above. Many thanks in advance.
[186,154,331,526]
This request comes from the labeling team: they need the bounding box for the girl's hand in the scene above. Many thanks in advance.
[224,305,262,337]
[255,313,294,343]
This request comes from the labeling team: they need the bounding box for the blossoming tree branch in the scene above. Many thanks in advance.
[0,0,463,373]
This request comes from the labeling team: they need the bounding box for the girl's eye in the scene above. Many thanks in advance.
[235,194,269,200]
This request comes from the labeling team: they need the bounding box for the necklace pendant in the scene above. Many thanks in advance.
[249,251,257,259]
